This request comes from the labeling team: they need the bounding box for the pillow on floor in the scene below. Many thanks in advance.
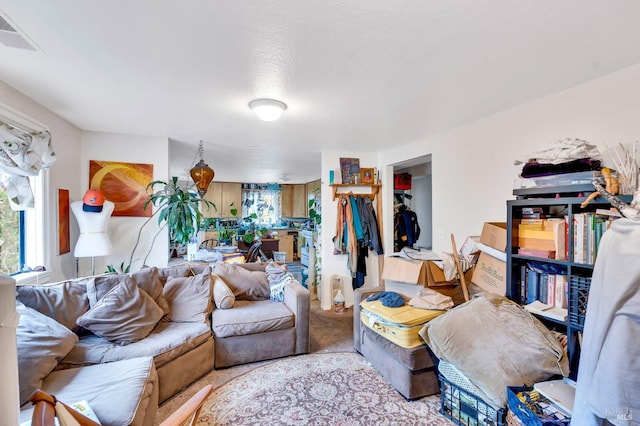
[16,302,79,406]
[419,293,569,408]
[77,276,164,345]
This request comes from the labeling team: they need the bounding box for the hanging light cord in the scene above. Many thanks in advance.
[189,140,205,169]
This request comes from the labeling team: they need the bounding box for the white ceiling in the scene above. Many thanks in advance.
[1,1,640,184]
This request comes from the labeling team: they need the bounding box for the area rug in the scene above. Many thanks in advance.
[197,352,454,425]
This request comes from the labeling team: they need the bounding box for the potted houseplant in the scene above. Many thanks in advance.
[111,176,216,272]
[240,213,268,243]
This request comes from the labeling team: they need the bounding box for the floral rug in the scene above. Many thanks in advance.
[197,352,454,425]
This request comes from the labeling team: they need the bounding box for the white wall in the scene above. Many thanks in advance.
[0,81,83,282]
[317,62,640,309]
[79,132,170,275]
[377,62,640,255]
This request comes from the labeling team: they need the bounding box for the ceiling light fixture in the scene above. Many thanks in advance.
[248,98,287,122]
[189,140,215,197]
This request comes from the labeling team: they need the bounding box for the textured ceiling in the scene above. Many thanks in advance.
[1,1,640,183]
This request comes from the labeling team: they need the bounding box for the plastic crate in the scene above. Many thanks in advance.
[568,276,591,328]
[439,374,506,426]
[507,387,570,426]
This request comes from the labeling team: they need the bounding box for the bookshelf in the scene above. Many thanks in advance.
[506,193,631,379]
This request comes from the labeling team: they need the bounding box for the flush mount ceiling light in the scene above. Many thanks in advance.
[189,140,215,197]
[248,98,287,122]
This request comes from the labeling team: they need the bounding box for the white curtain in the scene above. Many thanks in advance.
[241,189,281,226]
[0,122,56,210]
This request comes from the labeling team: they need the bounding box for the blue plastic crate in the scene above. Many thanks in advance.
[439,374,506,426]
[507,387,570,426]
[568,276,590,329]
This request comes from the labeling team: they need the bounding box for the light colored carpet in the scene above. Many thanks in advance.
[196,352,452,425]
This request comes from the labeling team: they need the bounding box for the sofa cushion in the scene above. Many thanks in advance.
[16,302,79,406]
[77,277,164,345]
[20,356,158,426]
[213,262,270,301]
[16,278,90,332]
[60,321,211,369]
[211,299,294,338]
[213,274,235,309]
[87,267,170,315]
[419,293,569,408]
[163,267,213,323]
[157,264,211,285]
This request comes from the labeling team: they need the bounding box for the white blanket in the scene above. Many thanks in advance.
[572,218,640,425]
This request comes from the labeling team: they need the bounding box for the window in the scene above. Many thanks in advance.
[0,173,47,276]
[241,189,281,227]
[0,189,22,274]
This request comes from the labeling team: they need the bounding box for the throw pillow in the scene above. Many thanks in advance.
[419,293,569,408]
[76,277,164,345]
[16,278,90,333]
[163,268,213,322]
[213,274,235,309]
[16,302,79,406]
[213,262,270,301]
[87,267,170,315]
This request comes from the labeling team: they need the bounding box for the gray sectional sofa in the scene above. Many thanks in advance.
[16,262,310,426]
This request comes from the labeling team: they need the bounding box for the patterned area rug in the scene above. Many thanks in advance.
[197,352,454,425]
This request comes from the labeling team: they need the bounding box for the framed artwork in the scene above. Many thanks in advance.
[57,189,70,255]
[360,168,375,184]
[89,160,154,217]
[339,157,360,184]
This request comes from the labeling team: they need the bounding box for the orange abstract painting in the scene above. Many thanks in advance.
[58,189,70,254]
[89,160,154,217]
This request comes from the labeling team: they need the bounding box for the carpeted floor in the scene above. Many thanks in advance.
[155,298,452,425]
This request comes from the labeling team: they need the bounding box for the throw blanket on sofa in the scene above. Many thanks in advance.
[265,262,294,302]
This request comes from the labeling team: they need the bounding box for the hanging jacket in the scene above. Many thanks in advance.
[357,195,383,254]
[395,205,420,248]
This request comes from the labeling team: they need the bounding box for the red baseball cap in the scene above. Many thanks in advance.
[82,189,105,212]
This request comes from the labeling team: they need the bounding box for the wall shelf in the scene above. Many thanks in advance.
[330,183,381,200]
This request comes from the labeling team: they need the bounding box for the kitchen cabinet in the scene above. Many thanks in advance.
[281,184,307,217]
[203,182,241,218]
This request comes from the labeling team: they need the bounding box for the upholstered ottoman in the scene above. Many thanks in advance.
[354,286,440,400]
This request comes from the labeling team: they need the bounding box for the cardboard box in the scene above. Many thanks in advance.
[480,222,507,251]
[381,256,465,287]
[471,251,507,295]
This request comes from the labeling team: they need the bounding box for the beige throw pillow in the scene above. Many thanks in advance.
[163,269,213,322]
[76,277,164,345]
[213,262,270,300]
[213,274,235,309]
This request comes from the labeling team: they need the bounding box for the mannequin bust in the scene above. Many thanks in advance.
[71,191,114,257]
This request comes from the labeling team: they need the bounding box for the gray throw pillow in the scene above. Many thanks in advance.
[16,279,90,332]
[213,262,270,301]
[87,267,170,315]
[16,302,79,406]
[163,268,213,322]
[77,277,164,345]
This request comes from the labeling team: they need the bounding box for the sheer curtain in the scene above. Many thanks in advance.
[241,189,281,227]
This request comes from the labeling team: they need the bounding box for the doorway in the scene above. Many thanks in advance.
[392,155,432,251]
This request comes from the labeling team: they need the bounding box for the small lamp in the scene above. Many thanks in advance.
[190,140,215,197]
[248,98,287,122]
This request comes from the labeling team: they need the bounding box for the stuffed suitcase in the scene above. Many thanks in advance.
[359,299,444,348]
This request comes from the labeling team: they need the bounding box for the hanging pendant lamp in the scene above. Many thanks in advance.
[190,140,215,197]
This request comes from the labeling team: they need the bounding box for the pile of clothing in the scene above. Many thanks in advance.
[515,138,601,178]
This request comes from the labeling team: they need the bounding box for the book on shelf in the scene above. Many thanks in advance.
[517,247,556,259]
[524,300,568,322]
[554,275,568,309]
[595,207,622,218]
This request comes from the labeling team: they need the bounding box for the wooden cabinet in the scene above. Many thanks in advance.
[292,184,307,217]
[203,182,241,218]
[281,185,293,217]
